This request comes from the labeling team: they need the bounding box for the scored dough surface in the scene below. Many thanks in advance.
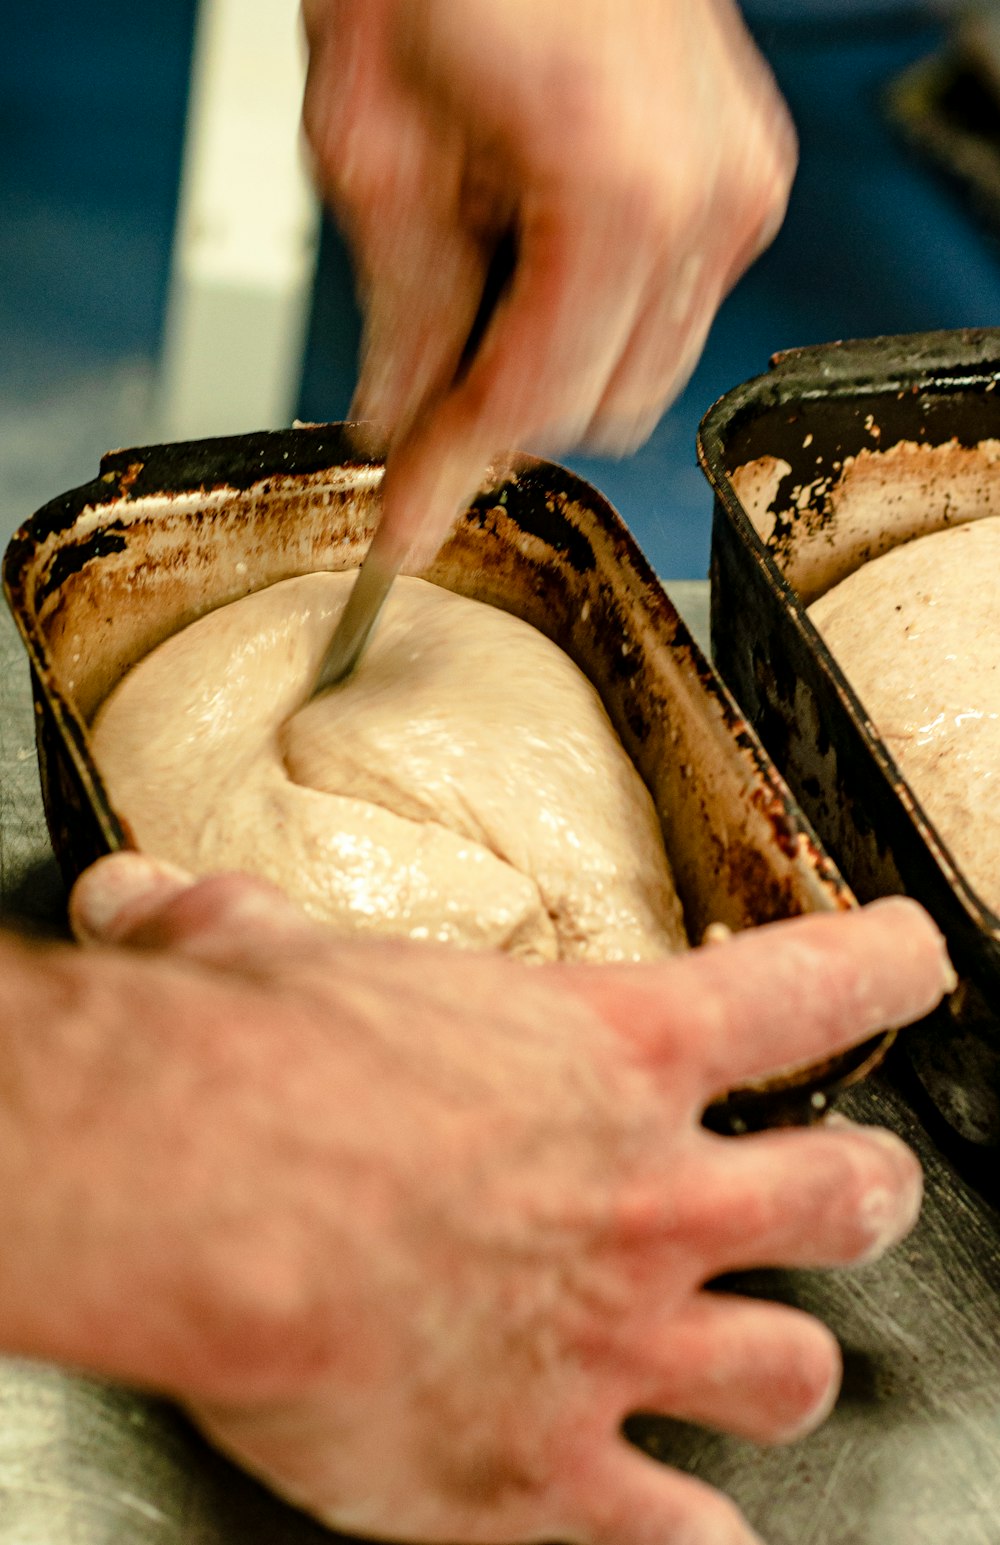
[91,572,687,961]
[807,516,1000,916]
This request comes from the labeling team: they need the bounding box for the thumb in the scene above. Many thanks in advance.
[70,854,313,976]
[70,852,195,945]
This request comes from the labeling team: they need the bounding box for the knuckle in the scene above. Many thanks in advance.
[181,1232,329,1401]
[326,148,391,223]
[529,67,618,173]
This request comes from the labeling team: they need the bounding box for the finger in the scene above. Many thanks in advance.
[340,159,504,566]
[573,1442,764,1545]
[621,1121,922,1279]
[73,857,311,972]
[349,147,515,438]
[70,852,194,945]
[579,899,955,1101]
[344,200,487,444]
[692,900,955,1101]
[627,1294,841,1444]
[119,872,312,970]
[303,4,488,444]
[576,55,795,454]
[716,70,798,290]
[373,202,650,566]
[350,222,485,437]
[372,411,495,569]
[580,259,724,456]
[452,200,650,450]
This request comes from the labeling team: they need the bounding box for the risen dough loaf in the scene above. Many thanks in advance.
[807,517,1000,916]
[91,572,686,961]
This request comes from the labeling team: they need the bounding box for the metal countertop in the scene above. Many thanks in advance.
[1,587,998,1545]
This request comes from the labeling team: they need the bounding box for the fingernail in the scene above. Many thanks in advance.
[70,852,193,943]
[685,1510,767,1545]
[775,1356,841,1444]
[855,1184,922,1263]
[866,896,958,993]
[856,1131,923,1261]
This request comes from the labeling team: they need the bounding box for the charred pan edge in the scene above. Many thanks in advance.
[18,422,390,544]
[3,424,391,869]
[698,327,1000,944]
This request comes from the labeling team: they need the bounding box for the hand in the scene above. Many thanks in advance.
[301,0,796,564]
[49,855,951,1545]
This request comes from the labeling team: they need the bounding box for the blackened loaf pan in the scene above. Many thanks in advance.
[4,421,874,1129]
[700,327,1000,1149]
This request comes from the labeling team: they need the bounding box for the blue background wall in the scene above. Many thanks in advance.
[0,2,198,543]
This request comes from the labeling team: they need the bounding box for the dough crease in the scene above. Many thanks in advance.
[92,573,687,961]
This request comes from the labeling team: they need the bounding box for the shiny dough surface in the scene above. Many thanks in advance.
[91,573,687,961]
[808,517,1000,915]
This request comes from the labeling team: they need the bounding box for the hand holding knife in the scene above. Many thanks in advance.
[311,231,517,694]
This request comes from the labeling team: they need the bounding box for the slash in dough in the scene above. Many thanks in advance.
[91,572,687,961]
[807,516,1000,917]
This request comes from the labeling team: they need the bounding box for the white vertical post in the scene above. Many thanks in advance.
[157,0,321,441]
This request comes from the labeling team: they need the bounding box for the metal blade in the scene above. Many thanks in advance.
[311,547,401,693]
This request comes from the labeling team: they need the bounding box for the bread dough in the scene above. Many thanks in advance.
[808,517,1000,915]
[91,572,687,961]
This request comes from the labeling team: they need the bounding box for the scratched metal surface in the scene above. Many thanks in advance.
[1,588,999,1545]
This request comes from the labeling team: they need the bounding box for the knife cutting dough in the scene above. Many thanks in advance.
[91,572,687,962]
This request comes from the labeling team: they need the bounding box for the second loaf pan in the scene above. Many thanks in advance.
[701,327,1000,1151]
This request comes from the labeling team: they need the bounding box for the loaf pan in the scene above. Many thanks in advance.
[700,327,1000,1149]
[4,421,875,1130]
